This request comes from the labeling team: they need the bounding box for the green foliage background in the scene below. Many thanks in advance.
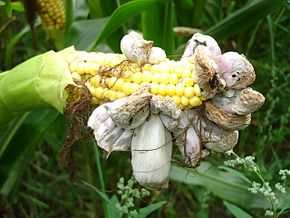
[0,0,289,217]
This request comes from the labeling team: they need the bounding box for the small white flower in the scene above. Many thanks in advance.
[275,183,286,194]
[265,210,274,216]
[279,169,290,180]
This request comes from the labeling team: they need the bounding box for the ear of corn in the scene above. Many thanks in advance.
[61,50,205,110]
[35,0,66,30]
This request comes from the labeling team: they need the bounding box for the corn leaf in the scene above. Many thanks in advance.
[205,0,284,40]
[0,50,74,124]
[141,0,174,54]
[65,18,109,50]
[170,162,269,209]
[91,0,166,50]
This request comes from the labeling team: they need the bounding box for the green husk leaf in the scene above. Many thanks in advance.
[0,49,75,124]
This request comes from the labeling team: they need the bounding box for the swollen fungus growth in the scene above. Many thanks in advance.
[58,32,265,189]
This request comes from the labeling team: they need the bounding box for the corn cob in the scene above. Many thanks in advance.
[35,0,66,30]
[61,50,206,110]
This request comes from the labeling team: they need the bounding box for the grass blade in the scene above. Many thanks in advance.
[224,201,253,218]
[0,109,59,191]
[170,162,269,209]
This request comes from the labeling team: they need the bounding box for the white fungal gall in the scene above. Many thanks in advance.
[181,33,221,62]
[215,52,256,89]
[120,31,153,65]
[148,47,167,64]
[131,115,173,190]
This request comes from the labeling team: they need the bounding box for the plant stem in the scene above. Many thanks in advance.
[93,141,108,218]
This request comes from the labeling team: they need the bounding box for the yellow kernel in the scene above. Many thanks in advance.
[69,62,78,72]
[160,73,169,84]
[184,86,195,98]
[108,77,118,88]
[88,86,95,96]
[91,75,101,87]
[183,78,194,86]
[176,84,185,96]
[150,83,159,95]
[115,78,124,91]
[171,95,181,106]
[103,88,110,99]
[152,73,161,83]
[117,91,127,99]
[87,63,100,75]
[182,70,192,78]
[178,104,185,110]
[158,84,167,96]
[175,66,183,78]
[200,95,207,101]
[142,71,153,83]
[130,83,140,93]
[92,97,99,105]
[194,84,201,96]
[95,87,104,99]
[187,63,195,71]
[166,84,176,96]
[143,64,152,71]
[123,82,132,95]
[157,94,165,100]
[77,62,86,74]
[123,70,133,81]
[108,90,117,101]
[190,96,202,107]
[181,96,190,106]
[71,72,82,81]
[132,72,142,84]
[169,74,179,84]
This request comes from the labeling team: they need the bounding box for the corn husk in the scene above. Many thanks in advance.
[0,50,74,124]
[131,115,172,189]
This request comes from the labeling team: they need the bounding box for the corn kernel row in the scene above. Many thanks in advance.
[35,0,66,30]
[62,51,205,110]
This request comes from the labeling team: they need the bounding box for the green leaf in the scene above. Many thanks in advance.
[205,0,284,40]
[135,201,167,218]
[87,0,104,18]
[91,0,164,50]
[107,195,121,218]
[170,162,269,209]
[19,192,49,209]
[224,201,253,218]
[4,0,12,16]
[0,49,74,123]
[0,114,28,156]
[4,25,30,69]
[64,18,108,50]
[11,1,24,12]
[0,109,59,192]
[80,180,110,203]
[73,0,89,21]
[218,166,252,184]
[141,0,174,54]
